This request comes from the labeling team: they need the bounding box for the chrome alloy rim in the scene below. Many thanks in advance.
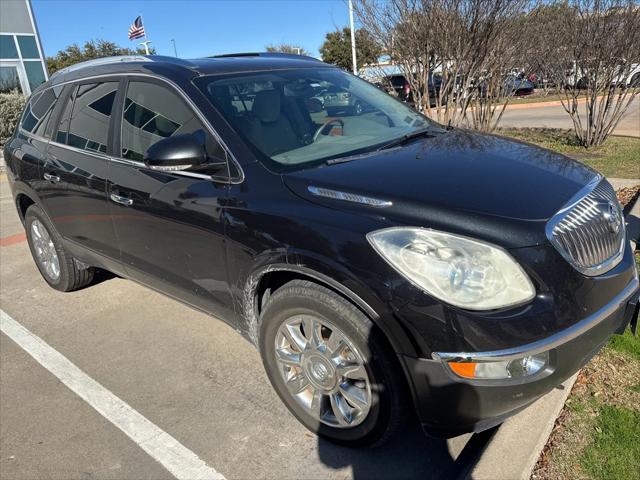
[274,315,372,428]
[30,219,60,281]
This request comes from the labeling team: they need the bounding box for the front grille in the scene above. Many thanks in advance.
[546,177,625,276]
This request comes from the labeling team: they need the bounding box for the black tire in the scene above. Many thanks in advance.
[259,279,408,447]
[325,108,338,117]
[352,102,363,116]
[24,204,94,292]
[630,73,640,88]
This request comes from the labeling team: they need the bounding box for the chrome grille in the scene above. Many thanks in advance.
[546,177,625,276]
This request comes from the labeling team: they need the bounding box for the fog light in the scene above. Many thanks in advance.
[447,352,549,380]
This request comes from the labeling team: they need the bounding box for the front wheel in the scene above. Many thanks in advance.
[259,280,408,447]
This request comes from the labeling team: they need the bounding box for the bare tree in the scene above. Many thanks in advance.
[533,0,640,147]
[354,0,529,130]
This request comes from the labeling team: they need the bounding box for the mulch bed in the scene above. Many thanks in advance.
[616,185,640,213]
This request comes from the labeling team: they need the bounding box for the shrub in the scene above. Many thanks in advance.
[0,90,26,146]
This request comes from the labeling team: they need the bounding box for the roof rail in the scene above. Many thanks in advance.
[50,55,153,80]
[209,52,321,62]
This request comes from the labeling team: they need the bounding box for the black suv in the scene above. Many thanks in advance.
[5,53,638,447]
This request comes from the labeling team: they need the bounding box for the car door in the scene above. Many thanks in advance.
[107,77,234,320]
[12,86,62,204]
[42,79,120,263]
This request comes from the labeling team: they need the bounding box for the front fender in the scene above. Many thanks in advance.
[237,248,420,358]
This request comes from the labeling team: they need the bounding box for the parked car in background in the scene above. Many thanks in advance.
[376,73,442,105]
[5,53,638,448]
[504,74,535,96]
[376,74,413,102]
[322,85,366,115]
[528,72,555,90]
[612,62,640,87]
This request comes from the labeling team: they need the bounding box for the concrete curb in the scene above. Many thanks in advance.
[608,177,640,190]
[505,99,567,110]
[466,374,577,480]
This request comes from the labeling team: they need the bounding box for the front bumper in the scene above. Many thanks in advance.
[402,275,639,438]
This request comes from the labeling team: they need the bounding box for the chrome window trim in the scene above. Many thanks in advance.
[545,175,625,276]
[21,130,222,182]
[27,72,245,185]
[48,138,111,161]
[432,275,639,363]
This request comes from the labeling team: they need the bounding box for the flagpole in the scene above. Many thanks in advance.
[139,13,151,55]
[348,0,357,75]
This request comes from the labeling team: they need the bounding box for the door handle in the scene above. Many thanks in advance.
[110,193,133,206]
[43,173,60,182]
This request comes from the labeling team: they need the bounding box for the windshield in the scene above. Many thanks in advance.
[194,68,439,171]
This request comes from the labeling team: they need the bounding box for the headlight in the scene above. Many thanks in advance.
[367,227,535,310]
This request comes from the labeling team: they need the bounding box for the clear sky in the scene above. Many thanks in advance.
[31,0,351,59]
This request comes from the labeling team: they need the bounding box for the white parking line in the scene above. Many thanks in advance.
[0,309,225,480]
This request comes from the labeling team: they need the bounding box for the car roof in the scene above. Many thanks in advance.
[43,53,328,92]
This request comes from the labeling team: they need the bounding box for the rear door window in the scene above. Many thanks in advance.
[65,82,118,154]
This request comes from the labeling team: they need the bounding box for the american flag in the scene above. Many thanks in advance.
[128,16,145,40]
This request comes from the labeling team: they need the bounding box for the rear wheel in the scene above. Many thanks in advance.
[259,280,408,447]
[25,205,94,292]
[630,73,640,87]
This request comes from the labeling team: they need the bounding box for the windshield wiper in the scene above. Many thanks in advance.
[322,127,443,166]
[376,128,440,151]
[324,151,376,165]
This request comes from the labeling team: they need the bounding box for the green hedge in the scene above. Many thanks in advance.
[0,91,26,146]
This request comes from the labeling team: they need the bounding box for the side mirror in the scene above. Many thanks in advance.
[143,134,207,172]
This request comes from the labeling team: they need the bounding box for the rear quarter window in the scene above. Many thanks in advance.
[20,86,62,138]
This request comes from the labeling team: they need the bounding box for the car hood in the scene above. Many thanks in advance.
[283,129,599,249]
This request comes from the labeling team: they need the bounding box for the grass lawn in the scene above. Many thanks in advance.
[534,250,640,480]
[497,128,640,179]
[534,327,640,480]
[505,92,573,105]
[502,89,639,106]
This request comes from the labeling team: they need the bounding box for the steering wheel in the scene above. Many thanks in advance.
[312,118,345,142]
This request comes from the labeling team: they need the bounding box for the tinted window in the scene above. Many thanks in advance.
[55,87,74,144]
[20,86,62,137]
[66,82,118,154]
[16,36,40,59]
[121,81,224,163]
[0,35,18,59]
[24,61,46,91]
[0,66,21,94]
[389,76,407,87]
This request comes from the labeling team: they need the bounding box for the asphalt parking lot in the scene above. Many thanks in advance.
[0,174,489,479]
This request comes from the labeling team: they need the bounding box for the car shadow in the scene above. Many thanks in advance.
[90,268,118,286]
[317,425,497,479]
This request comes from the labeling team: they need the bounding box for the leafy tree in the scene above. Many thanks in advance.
[265,44,310,56]
[319,27,381,71]
[46,39,155,74]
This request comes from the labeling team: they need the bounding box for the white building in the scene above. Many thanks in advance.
[0,0,48,95]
